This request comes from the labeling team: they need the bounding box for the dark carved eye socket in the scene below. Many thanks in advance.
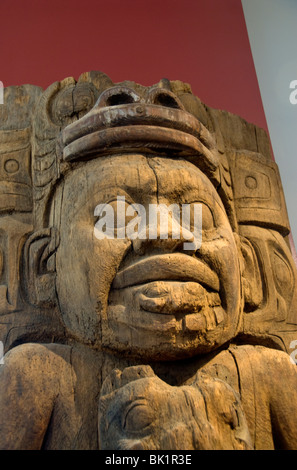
[148,87,185,110]
[153,92,181,109]
[96,86,141,108]
[106,92,136,107]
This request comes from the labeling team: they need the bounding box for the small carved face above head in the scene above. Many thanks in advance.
[53,152,242,359]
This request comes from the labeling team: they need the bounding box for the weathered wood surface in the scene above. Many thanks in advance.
[0,71,296,449]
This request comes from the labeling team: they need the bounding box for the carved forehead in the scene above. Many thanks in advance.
[58,154,223,223]
[59,154,158,219]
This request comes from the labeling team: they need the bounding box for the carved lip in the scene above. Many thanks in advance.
[112,253,220,292]
[61,103,218,172]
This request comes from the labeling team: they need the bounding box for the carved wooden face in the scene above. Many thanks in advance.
[28,73,296,357]
[54,153,241,359]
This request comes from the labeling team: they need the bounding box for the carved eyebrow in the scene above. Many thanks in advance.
[104,397,149,434]
[147,163,218,204]
[122,399,150,430]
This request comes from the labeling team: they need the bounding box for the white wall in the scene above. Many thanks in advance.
[241,0,297,245]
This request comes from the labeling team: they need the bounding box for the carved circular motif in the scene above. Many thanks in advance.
[245,175,257,189]
[4,158,19,174]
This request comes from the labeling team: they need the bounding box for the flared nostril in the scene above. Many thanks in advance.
[95,86,141,108]
[148,88,185,110]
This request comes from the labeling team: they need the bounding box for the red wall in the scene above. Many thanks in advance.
[1,0,267,130]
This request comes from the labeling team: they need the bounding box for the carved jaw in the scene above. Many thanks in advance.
[60,86,219,177]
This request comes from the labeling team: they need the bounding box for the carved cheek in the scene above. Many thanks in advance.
[89,237,131,300]
[199,229,241,314]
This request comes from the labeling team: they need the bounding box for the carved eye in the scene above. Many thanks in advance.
[94,202,115,239]
[94,198,136,239]
[105,199,135,235]
[183,203,214,232]
[111,199,134,229]
[201,203,215,232]
[122,401,155,433]
[272,250,293,295]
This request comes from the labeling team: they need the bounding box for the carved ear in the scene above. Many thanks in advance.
[238,235,263,312]
[23,227,60,307]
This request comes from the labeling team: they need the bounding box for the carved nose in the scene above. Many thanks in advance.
[95,86,141,108]
[132,211,197,256]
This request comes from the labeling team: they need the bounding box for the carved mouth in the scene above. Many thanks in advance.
[112,253,220,293]
[61,103,218,173]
